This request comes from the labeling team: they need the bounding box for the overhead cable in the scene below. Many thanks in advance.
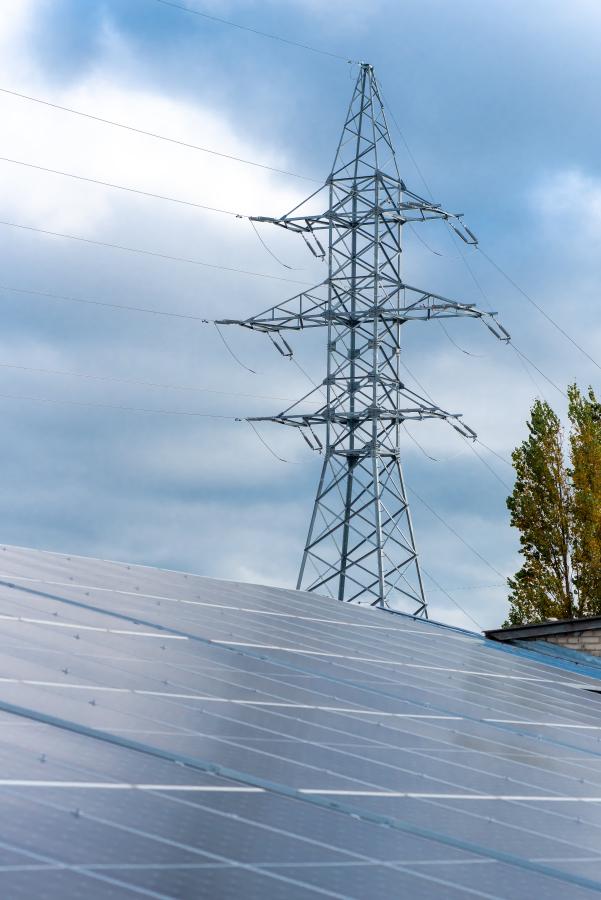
[0,220,310,286]
[509,344,567,399]
[419,566,484,631]
[0,283,209,322]
[479,248,601,375]
[246,420,299,464]
[0,87,317,182]
[0,155,243,217]
[400,359,513,488]
[459,434,512,492]
[402,423,437,462]
[0,391,239,419]
[383,92,585,397]
[408,485,507,582]
[151,0,353,62]
[213,323,259,375]
[249,219,298,270]
[475,438,513,471]
[428,582,506,594]
[438,320,484,359]
[0,360,293,402]
[445,231,569,400]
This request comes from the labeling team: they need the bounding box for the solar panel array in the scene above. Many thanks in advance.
[1,545,601,898]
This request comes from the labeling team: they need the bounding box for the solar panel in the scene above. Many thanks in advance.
[1,544,601,898]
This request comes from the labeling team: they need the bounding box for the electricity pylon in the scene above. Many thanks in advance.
[218,63,509,616]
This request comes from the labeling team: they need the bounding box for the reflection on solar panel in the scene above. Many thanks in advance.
[1,545,601,898]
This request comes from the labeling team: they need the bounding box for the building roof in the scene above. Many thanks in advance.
[2,544,601,898]
[486,615,601,643]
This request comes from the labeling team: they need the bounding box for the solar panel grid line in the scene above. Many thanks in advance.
[0,728,482,884]
[95,701,601,815]
[7,596,600,744]
[0,628,564,728]
[0,724,584,900]
[4,550,601,895]
[3,705,601,899]
[4,616,600,748]
[0,792,352,900]
[0,798,496,897]
[4,567,479,647]
[0,834,176,900]
[5,632,601,852]
[4,685,476,798]
[0,584,516,688]
[0,760,510,896]
[7,596,600,764]
[0,568,548,704]
[51,686,601,811]
[1,547,475,631]
[6,571,465,635]
[0,740,596,888]
[79,648,601,772]
[1,684,596,804]
[4,636,600,800]
[1,584,486,674]
[0,568,584,696]
[0,626,568,704]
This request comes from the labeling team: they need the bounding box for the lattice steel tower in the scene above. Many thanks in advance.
[219,64,508,615]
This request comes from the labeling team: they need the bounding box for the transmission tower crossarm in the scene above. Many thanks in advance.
[251,202,477,238]
[247,386,478,440]
[214,284,328,332]
[214,280,510,343]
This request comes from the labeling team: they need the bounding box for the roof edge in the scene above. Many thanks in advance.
[486,614,601,642]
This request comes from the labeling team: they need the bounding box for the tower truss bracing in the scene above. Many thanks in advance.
[219,64,509,616]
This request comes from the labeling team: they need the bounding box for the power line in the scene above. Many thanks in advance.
[479,248,601,375]
[250,219,299,270]
[475,438,513,471]
[0,360,294,402]
[246,420,300,464]
[151,0,353,63]
[408,484,507,582]
[419,566,484,631]
[402,423,437,462]
[509,343,567,399]
[400,358,514,489]
[443,229,569,400]
[0,155,243,217]
[213,322,259,375]
[438,320,484,359]
[0,390,239,419]
[428,582,506,594]
[383,90,583,402]
[0,87,317,182]
[0,283,209,321]
[0,219,310,286]
[460,434,512,492]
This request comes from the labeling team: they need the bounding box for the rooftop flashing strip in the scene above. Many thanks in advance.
[485,616,601,642]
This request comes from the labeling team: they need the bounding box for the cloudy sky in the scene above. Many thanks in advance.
[1,0,600,630]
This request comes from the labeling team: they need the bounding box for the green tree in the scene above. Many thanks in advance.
[568,384,601,615]
[505,399,575,625]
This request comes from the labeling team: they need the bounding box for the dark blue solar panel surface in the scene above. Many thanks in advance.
[1,544,601,898]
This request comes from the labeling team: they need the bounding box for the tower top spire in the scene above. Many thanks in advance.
[330,62,399,182]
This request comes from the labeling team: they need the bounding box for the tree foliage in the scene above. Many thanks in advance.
[506,387,601,625]
[568,384,601,614]
[505,400,574,625]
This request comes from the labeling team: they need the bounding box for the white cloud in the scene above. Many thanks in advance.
[531,168,601,247]
[0,0,549,632]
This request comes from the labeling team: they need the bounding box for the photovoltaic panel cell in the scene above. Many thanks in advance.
[0,545,601,897]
